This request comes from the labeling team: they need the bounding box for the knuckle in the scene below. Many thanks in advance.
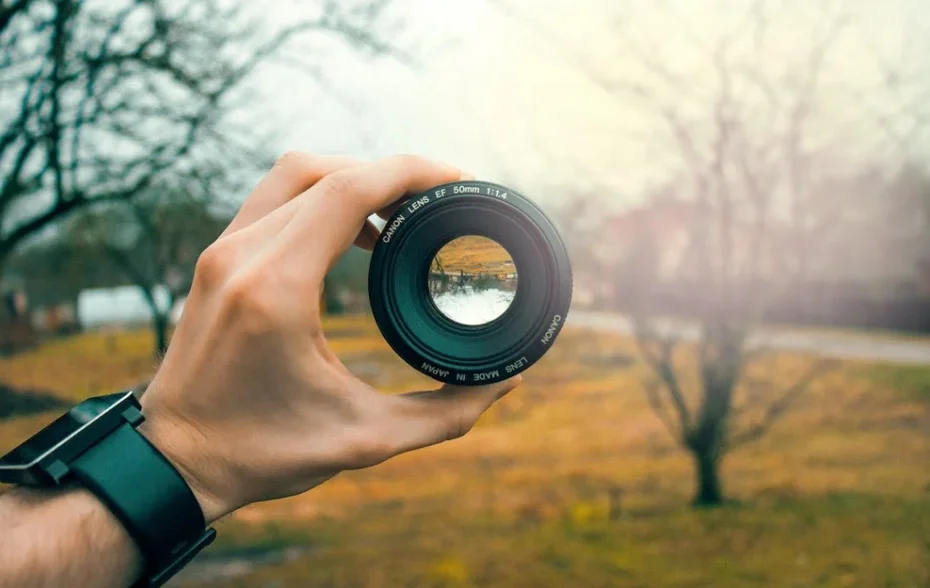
[316,170,358,198]
[342,428,395,468]
[445,410,474,441]
[273,150,315,174]
[340,395,402,467]
[193,242,232,288]
[221,272,279,335]
[390,153,427,172]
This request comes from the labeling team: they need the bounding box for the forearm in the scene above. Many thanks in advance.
[0,486,143,588]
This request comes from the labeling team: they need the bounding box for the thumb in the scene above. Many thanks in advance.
[385,376,523,454]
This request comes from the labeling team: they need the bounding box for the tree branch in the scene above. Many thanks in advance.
[728,358,838,449]
[633,318,692,436]
[641,375,682,441]
[1,0,398,268]
[0,0,30,37]
[45,0,74,207]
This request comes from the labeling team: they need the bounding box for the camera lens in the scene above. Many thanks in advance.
[368,180,572,386]
[427,236,518,326]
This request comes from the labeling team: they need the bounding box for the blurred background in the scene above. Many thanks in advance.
[1,0,929,586]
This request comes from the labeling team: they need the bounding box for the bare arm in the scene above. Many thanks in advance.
[0,487,142,588]
[0,154,520,588]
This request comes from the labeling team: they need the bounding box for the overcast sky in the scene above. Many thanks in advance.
[241,0,929,208]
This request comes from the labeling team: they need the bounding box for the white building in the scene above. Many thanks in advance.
[77,285,183,329]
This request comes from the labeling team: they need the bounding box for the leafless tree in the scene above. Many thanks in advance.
[66,169,232,356]
[619,3,853,506]
[492,0,906,505]
[0,0,394,277]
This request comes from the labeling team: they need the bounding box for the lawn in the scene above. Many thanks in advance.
[1,317,928,587]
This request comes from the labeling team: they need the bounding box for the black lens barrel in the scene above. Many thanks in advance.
[368,180,572,385]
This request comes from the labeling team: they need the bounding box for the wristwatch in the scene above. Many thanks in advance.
[0,391,216,587]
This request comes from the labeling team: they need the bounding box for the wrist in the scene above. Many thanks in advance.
[137,417,231,524]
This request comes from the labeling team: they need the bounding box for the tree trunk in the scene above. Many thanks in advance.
[322,275,344,315]
[691,448,724,507]
[141,288,173,357]
[0,243,12,281]
[153,311,169,357]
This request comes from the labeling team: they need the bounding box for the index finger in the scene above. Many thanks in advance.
[222,153,362,237]
[282,154,463,269]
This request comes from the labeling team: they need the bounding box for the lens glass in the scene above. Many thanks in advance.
[428,236,518,326]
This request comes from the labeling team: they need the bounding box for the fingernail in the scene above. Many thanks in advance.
[459,171,476,181]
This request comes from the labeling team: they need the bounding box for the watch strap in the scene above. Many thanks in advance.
[71,420,214,586]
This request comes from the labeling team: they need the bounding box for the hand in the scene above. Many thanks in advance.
[137,153,521,523]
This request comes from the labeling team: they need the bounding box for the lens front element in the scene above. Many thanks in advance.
[428,236,518,326]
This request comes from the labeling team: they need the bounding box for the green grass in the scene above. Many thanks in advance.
[866,364,930,402]
[190,491,930,588]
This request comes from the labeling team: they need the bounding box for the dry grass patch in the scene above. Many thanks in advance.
[1,316,928,587]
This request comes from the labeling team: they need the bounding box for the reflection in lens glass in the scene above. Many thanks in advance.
[428,236,518,326]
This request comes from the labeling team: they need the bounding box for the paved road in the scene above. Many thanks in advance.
[567,311,930,366]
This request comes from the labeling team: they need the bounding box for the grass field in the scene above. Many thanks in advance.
[1,317,928,587]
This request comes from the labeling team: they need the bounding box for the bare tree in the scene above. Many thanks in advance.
[620,5,852,506]
[0,0,393,277]
[494,0,891,505]
[66,168,232,356]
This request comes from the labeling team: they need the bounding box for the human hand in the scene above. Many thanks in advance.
[138,153,522,523]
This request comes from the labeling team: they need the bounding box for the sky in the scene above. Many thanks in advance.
[213,0,930,208]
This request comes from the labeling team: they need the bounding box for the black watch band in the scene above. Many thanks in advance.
[71,420,216,587]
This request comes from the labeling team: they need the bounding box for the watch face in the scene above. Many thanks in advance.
[1,411,90,466]
[0,392,136,483]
